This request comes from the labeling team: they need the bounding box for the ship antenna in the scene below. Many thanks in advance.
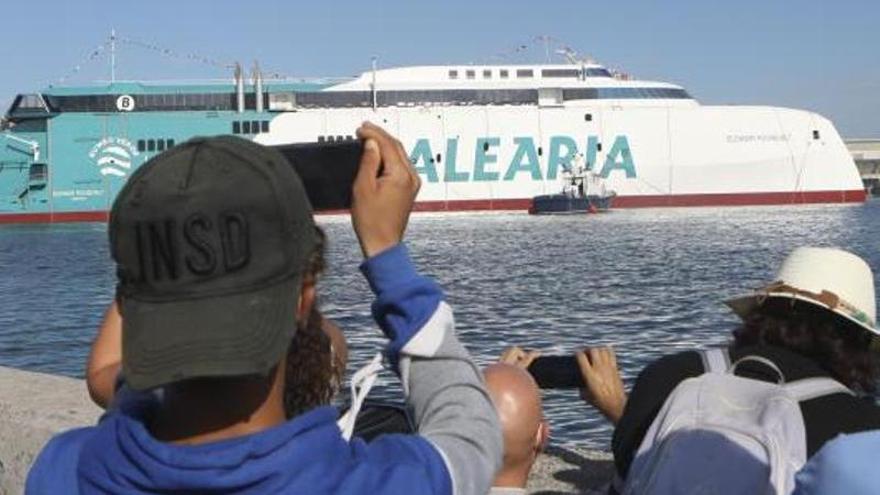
[370,56,378,112]
[110,29,117,83]
[535,35,556,63]
[556,47,580,65]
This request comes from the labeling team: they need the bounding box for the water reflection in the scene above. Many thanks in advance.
[0,201,877,448]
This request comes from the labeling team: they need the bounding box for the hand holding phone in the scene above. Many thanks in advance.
[576,347,627,424]
[351,123,421,258]
[499,346,541,369]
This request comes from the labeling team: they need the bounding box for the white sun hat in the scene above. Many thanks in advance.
[725,247,878,338]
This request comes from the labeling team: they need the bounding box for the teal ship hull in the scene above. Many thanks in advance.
[0,80,326,223]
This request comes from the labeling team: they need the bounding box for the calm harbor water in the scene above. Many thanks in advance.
[1,201,878,449]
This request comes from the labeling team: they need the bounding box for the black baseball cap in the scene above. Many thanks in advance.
[110,136,317,391]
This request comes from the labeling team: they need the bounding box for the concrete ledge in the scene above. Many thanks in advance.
[529,446,615,494]
[0,366,614,494]
[0,366,101,494]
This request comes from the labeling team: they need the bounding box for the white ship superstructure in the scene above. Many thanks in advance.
[257,61,864,209]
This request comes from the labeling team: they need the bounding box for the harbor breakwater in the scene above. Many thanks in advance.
[0,365,613,494]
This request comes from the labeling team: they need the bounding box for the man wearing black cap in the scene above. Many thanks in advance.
[26,123,502,494]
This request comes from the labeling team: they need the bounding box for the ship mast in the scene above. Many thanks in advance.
[539,35,551,63]
[110,29,116,83]
[370,56,378,112]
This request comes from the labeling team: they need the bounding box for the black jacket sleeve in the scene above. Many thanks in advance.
[611,350,705,477]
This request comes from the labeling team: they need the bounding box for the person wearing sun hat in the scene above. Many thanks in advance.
[602,246,880,488]
[725,246,879,344]
[775,249,880,495]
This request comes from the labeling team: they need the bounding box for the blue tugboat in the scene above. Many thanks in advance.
[529,166,616,215]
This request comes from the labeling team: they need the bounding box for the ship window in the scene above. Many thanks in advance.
[584,68,613,78]
[157,140,166,151]
[516,69,534,78]
[813,130,820,140]
[466,70,476,79]
[137,140,146,152]
[483,70,492,79]
[29,163,48,182]
[562,87,691,101]
[584,113,592,122]
[542,69,579,78]
[147,139,156,152]
[232,121,241,134]
[597,142,602,152]
[500,70,509,79]
[22,95,41,108]
[242,121,252,134]
[448,70,458,79]
[251,121,259,134]
[261,120,270,133]
[318,136,326,142]
[13,94,47,112]
[336,135,344,142]
[166,139,175,148]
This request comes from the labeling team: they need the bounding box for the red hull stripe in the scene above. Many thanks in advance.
[0,211,111,224]
[0,190,867,224]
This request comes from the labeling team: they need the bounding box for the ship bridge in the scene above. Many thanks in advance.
[332,63,693,94]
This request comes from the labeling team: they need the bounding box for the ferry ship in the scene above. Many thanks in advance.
[0,57,865,223]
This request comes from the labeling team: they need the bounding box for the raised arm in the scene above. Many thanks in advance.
[352,123,503,495]
[86,301,123,408]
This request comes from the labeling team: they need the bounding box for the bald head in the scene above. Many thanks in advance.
[484,363,546,477]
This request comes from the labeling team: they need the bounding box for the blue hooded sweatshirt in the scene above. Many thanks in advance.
[29,403,449,494]
[794,431,880,495]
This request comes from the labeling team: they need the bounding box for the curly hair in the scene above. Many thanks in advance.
[283,226,343,418]
[732,302,878,393]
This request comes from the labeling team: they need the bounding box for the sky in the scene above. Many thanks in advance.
[2,0,878,137]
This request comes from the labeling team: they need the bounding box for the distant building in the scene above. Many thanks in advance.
[846,139,880,195]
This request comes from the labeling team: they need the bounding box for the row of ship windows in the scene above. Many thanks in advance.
[137,139,175,153]
[447,68,613,80]
[232,120,271,135]
[12,86,690,115]
[29,93,248,113]
[317,135,357,143]
[294,87,692,108]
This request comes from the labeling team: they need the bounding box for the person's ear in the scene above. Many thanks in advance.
[297,279,317,325]
[535,420,550,453]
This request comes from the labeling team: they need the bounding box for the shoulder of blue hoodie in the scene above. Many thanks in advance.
[794,430,880,495]
[26,243,501,495]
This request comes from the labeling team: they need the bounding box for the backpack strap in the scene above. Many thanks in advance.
[784,377,855,401]
[700,348,730,374]
[730,355,786,384]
